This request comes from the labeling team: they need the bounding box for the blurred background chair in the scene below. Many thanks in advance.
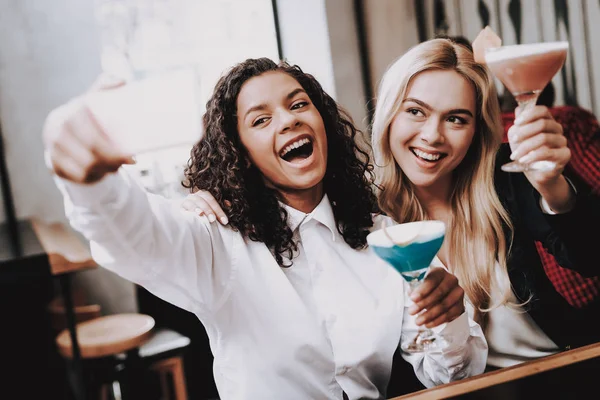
[49,293,191,400]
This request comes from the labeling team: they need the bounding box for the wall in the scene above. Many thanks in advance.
[275,0,368,131]
[360,0,420,96]
[0,0,103,225]
[0,0,138,314]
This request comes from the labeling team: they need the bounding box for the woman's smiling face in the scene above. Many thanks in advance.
[388,69,477,191]
[236,71,328,198]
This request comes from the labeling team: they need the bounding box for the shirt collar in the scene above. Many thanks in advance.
[281,194,338,241]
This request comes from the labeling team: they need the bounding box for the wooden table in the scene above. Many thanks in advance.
[1,218,97,400]
[390,342,600,399]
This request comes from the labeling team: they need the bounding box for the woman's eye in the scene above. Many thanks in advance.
[291,101,308,110]
[447,115,467,125]
[252,117,270,127]
[407,108,424,117]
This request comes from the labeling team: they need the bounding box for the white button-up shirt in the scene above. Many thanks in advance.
[54,169,487,400]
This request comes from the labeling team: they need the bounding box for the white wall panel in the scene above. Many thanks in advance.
[445,0,464,37]
[566,0,593,111]
[584,0,600,115]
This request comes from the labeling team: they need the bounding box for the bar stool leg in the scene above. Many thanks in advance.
[119,349,147,399]
[59,273,87,400]
[172,356,188,400]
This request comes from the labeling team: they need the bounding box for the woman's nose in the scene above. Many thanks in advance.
[278,109,301,133]
[419,118,444,144]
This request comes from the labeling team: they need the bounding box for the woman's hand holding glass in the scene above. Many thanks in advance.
[507,105,575,212]
[409,267,466,328]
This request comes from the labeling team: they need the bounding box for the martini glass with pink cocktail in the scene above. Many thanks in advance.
[485,41,569,173]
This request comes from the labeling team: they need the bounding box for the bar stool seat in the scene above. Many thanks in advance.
[56,313,155,359]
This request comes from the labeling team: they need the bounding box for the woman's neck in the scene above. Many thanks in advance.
[278,183,325,214]
[414,180,453,222]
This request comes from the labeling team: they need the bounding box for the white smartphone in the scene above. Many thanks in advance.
[84,68,202,155]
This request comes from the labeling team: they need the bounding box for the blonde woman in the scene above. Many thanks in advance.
[370,38,599,369]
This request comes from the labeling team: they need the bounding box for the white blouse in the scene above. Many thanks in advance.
[484,265,559,368]
[54,168,487,400]
[430,257,559,369]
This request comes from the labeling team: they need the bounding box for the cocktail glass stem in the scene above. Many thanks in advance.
[402,278,436,353]
[501,91,558,173]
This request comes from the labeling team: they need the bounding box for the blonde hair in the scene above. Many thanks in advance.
[371,38,516,325]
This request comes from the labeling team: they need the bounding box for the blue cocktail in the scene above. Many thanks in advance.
[367,220,446,353]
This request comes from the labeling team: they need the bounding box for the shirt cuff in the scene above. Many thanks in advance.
[46,150,132,207]
[431,311,470,349]
[539,176,578,215]
[57,172,126,206]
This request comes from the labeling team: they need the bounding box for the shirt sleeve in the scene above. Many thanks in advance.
[496,144,599,278]
[400,282,488,387]
[54,168,236,315]
[538,176,578,215]
[535,172,600,277]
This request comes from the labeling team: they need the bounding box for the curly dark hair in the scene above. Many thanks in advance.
[183,58,378,266]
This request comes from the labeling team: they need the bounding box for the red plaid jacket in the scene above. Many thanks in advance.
[502,106,600,308]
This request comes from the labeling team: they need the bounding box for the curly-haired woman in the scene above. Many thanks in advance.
[44,58,486,399]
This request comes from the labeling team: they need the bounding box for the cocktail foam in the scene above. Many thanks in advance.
[485,41,568,64]
[367,221,445,248]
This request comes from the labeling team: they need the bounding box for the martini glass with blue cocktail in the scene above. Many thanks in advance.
[367,220,446,353]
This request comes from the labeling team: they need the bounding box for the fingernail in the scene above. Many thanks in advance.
[410,292,421,301]
[220,217,229,225]
[416,316,424,325]
[514,116,523,125]
[194,208,203,215]
[510,152,518,160]
[208,214,216,223]
[408,305,418,315]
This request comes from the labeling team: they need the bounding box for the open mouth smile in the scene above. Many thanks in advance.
[280,137,314,164]
[410,147,447,163]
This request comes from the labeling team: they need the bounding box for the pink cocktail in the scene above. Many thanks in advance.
[485,41,569,172]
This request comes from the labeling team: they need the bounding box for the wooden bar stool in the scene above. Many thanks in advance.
[37,219,190,399]
[137,328,191,400]
[56,313,155,399]
[51,302,190,400]
[55,313,155,359]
